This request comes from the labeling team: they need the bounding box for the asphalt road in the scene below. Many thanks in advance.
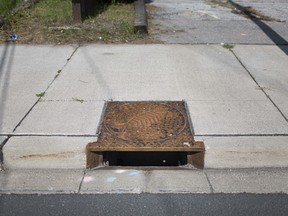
[1,193,288,216]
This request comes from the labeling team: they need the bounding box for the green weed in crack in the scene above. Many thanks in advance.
[36,92,45,97]
[54,69,62,79]
[72,98,85,103]
[222,43,234,50]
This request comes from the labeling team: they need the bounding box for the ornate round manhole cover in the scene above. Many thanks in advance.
[104,102,187,142]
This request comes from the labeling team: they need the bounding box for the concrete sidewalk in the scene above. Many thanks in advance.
[0,43,288,194]
[1,43,288,168]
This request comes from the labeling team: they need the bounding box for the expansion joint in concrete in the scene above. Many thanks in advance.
[204,172,214,194]
[77,169,87,194]
[11,46,80,133]
[231,50,288,123]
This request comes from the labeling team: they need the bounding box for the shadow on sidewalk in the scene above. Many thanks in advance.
[228,0,288,55]
[0,42,15,134]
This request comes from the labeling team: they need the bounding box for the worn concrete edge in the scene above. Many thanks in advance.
[1,192,288,195]
[0,190,80,195]
[1,167,288,195]
[2,134,288,169]
[134,0,148,34]
[1,191,288,195]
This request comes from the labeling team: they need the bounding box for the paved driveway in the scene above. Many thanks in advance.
[147,0,288,44]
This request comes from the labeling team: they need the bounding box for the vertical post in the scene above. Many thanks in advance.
[72,0,82,22]
[72,0,98,22]
[134,0,148,34]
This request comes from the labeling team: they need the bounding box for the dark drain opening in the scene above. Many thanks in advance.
[103,151,188,166]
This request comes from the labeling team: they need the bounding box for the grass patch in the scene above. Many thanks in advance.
[0,0,145,44]
[36,92,45,97]
[0,0,25,16]
[54,69,62,78]
[222,43,234,49]
[256,86,272,91]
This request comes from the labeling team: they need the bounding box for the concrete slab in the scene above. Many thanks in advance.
[146,170,211,193]
[15,101,104,135]
[44,44,180,101]
[188,100,288,135]
[233,45,288,118]
[81,169,146,194]
[3,136,97,169]
[0,44,76,133]
[45,45,266,101]
[206,168,288,194]
[199,136,288,169]
[0,169,83,194]
[166,45,267,101]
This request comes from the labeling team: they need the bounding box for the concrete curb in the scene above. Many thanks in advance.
[134,0,148,34]
[1,168,288,194]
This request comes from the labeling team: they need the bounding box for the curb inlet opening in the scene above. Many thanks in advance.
[103,152,188,166]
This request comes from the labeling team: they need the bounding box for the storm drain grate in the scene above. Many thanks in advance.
[86,101,205,168]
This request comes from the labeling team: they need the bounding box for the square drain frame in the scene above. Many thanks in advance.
[86,101,205,168]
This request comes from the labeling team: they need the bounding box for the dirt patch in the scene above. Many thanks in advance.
[145,3,164,42]
[19,151,77,159]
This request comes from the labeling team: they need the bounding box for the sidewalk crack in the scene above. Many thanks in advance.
[231,50,288,123]
[204,171,214,194]
[12,98,41,132]
[77,169,86,193]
